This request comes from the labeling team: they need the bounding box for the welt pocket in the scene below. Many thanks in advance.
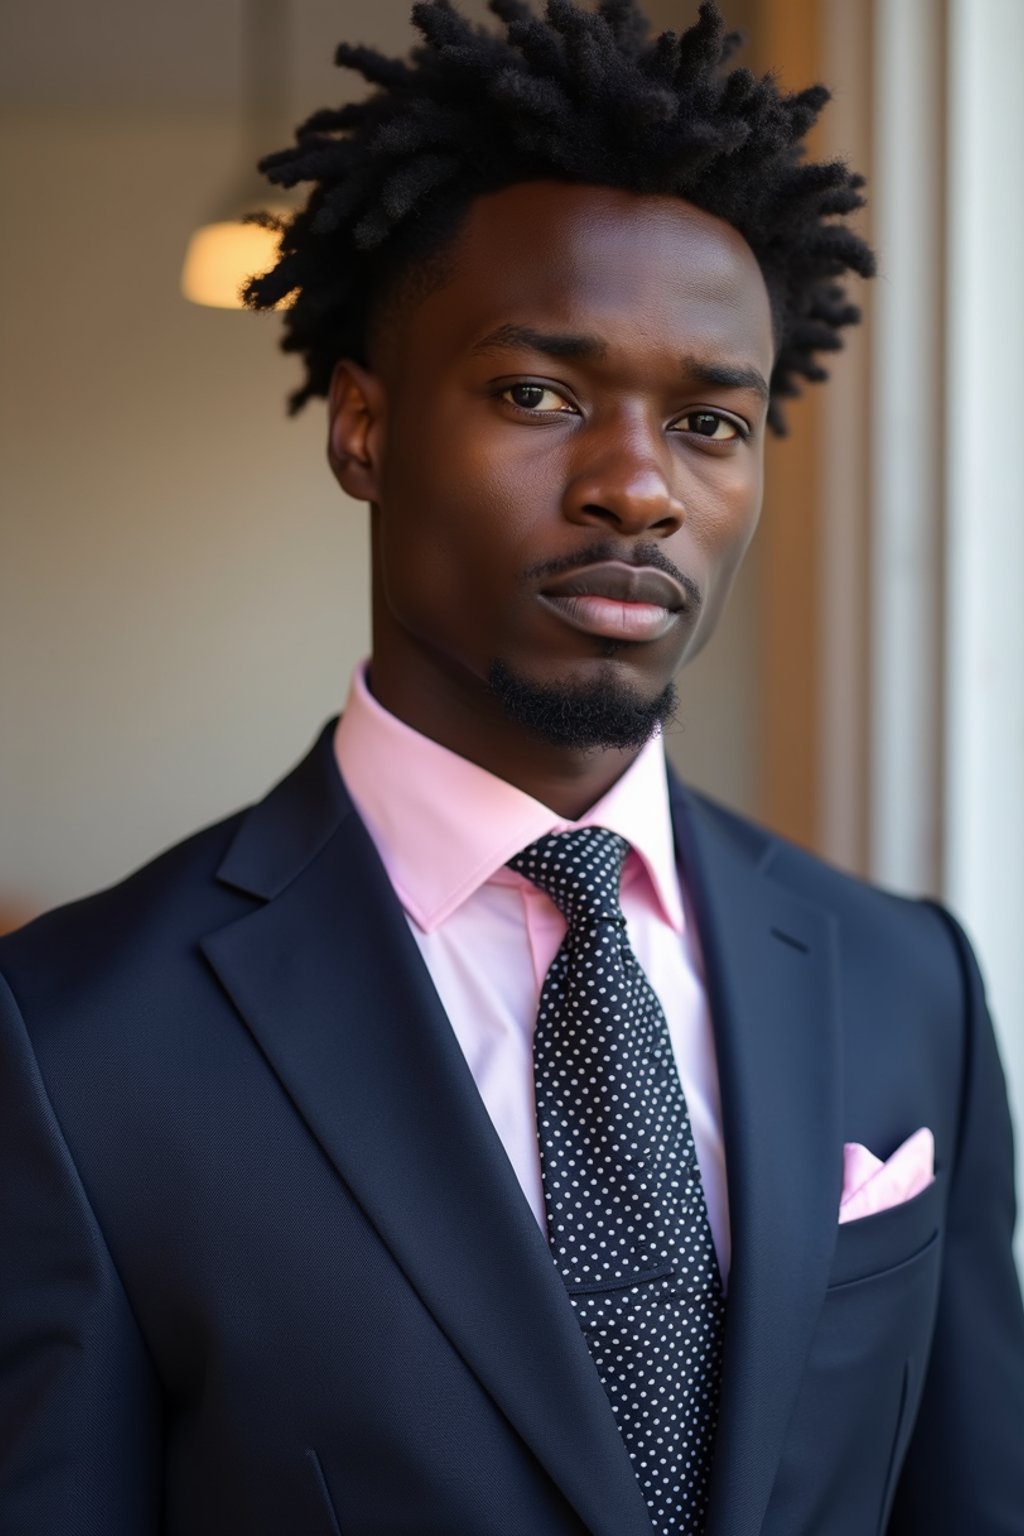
[826,1170,944,1290]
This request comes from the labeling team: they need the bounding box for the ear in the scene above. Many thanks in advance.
[327,358,387,503]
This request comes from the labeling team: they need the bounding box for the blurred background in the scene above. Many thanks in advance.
[1,0,1022,1259]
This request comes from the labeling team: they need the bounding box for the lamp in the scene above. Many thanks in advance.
[181,0,295,309]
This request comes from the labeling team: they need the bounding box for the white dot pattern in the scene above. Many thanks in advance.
[508,827,724,1536]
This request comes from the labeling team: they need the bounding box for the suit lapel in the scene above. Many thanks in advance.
[202,729,654,1536]
[669,780,843,1536]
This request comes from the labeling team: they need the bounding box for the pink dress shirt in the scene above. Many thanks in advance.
[335,663,730,1284]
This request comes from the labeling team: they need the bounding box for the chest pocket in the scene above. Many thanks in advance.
[826,1171,943,1290]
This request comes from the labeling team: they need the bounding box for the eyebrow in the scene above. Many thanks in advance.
[686,359,771,404]
[471,324,608,362]
[470,324,770,403]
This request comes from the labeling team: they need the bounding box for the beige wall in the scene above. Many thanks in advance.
[0,115,365,915]
[1,102,760,919]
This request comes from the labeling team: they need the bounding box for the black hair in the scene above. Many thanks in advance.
[243,0,874,433]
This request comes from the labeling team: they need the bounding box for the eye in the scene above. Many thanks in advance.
[501,382,575,414]
[675,410,746,442]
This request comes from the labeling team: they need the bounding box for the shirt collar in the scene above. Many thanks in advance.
[335,661,685,936]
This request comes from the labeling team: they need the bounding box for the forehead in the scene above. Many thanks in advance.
[397,180,774,374]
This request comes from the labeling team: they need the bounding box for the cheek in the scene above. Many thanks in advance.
[687,452,762,559]
[374,407,543,633]
[389,389,556,548]
[682,455,763,620]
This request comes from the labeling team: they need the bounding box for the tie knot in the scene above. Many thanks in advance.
[507,827,629,928]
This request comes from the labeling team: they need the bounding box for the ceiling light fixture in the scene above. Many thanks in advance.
[181,0,295,310]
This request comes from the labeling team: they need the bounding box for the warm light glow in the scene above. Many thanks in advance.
[181,215,293,310]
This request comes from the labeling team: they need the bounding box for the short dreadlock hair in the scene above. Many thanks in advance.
[243,0,874,434]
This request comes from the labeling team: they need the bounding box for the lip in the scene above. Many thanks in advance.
[540,560,688,611]
[538,560,688,642]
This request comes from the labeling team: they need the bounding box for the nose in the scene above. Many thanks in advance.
[561,416,685,537]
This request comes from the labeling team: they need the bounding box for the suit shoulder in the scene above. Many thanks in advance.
[0,807,252,1017]
[682,785,964,981]
[681,790,982,1125]
[0,722,345,1032]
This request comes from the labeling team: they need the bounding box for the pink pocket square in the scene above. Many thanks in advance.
[838,1127,935,1224]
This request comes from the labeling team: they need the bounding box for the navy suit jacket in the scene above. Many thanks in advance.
[1,722,1023,1535]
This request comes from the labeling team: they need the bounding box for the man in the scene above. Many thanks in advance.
[1,1,1022,1532]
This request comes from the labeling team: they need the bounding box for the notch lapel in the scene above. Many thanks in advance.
[202,730,654,1536]
[669,781,843,1536]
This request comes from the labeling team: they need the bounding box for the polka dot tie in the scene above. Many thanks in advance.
[508,827,724,1536]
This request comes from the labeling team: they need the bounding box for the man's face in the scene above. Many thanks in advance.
[330,180,774,753]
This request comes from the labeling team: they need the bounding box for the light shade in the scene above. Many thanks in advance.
[180,207,292,310]
[182,0,294,311]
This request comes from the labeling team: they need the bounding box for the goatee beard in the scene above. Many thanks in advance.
[487,658,677,752]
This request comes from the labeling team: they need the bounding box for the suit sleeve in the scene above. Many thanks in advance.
[887,907,1024,1534]
[0,969,161,1536]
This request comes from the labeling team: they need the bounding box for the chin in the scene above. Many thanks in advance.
[487,656,678,752]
